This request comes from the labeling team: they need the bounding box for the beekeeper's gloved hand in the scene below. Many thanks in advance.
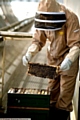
[22,44,39,66]
[60,57,72,71]
[22,52,32,66]
[60,46,80,71]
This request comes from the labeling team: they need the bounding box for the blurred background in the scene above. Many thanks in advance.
[0,0,80,120]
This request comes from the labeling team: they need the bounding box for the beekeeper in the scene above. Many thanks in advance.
[22,0,80,119]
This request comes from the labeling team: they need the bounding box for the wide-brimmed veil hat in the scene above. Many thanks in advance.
[34,0,66,31]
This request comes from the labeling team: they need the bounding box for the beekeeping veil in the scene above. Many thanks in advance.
[34,0,66,31]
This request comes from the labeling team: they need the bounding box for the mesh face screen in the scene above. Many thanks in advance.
[35,12,66,21]
[34,12,66,31]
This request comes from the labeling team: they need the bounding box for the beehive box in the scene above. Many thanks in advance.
[7,88,50,119]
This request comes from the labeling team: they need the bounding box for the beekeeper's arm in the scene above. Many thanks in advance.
[22,44,39,66]
[60,46,80,71]
[22,30,46,66]
[60,13,80,71]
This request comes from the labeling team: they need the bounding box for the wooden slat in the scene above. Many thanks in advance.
[8,106,49,110]
[0,31,32,38]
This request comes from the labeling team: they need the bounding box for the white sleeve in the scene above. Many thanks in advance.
[66,46,80,62]
[27,44,39,55]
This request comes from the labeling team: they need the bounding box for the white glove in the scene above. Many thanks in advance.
[22,52,32,66]
[22,44,39,66]
[60,57,72,71]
